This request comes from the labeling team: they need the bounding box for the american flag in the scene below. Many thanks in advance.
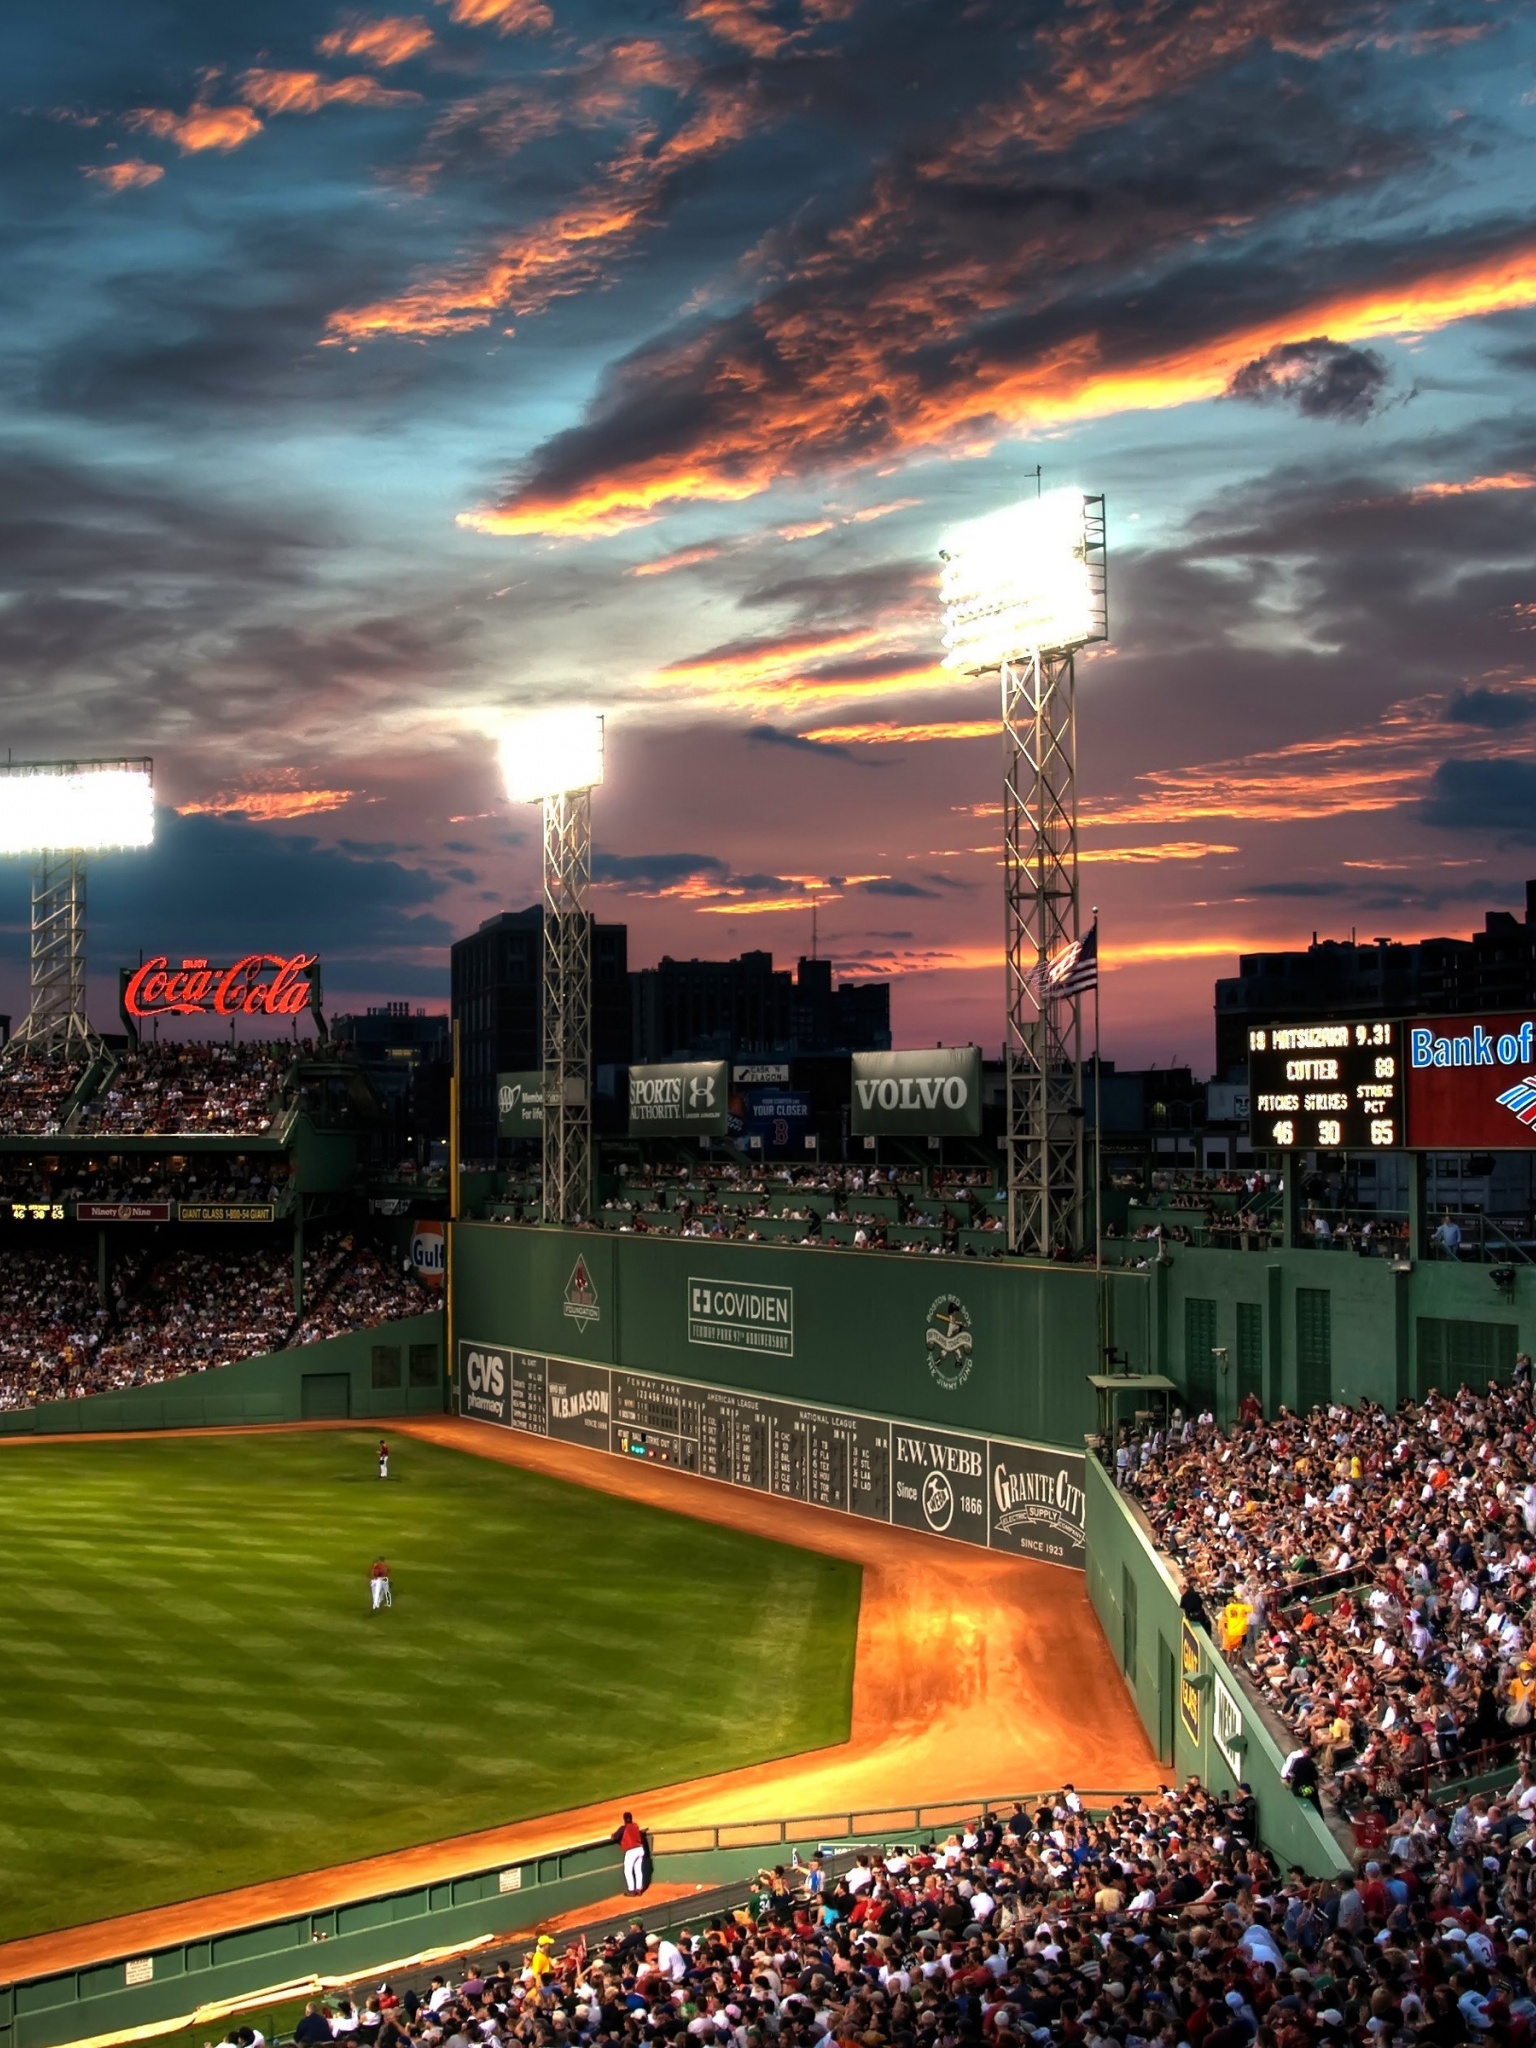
[1034,922,1098,999]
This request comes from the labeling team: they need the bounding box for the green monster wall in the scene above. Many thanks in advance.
[451,1225,1153,1446]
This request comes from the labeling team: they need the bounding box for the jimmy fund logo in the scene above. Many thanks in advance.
[925,1294,974,1390]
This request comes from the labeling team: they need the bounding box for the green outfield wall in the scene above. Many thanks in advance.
[451,1224,1154,1446]
[0,1314,444,1436]
[1083,1451,1350,1880]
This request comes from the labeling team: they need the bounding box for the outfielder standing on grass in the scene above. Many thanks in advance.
[370,1558,392,1611]
[378,1438,389,1481]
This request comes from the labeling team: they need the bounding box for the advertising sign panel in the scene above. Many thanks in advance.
[850,1047,983,1137]
[687,1276,794,1356]
[460,1340,513,1425]
[497,1071,545,1137]
[731,1085,812,1153]
[77,1201,172,1223]
[628,1061,730,1136]
[411,1220,446,1289]
[1247,1019,1402,1149]
[1179,1619,1203,1743]
[456,1343,1084,1567]
[122,953,318,1021]
[1406,1013,1536,1149]
[178,1203,277,1223]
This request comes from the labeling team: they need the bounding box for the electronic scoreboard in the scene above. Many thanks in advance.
[1247,1018,1403,1150]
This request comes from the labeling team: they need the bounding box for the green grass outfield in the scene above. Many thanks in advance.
[0,1430,861,1942]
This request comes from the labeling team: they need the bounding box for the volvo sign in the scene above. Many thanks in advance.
[850,1047,983,1137]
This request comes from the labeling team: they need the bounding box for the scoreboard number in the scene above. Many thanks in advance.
[1248,1017,1405,1152]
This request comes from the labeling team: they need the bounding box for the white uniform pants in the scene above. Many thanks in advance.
[624,1844,645,1892]
[372,1578,392,1608]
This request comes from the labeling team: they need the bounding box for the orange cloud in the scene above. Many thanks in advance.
[685,0,792,58]
[331,86,752,344]
[627,542,726,577]
[177,789,354,821]
[438,0,553,33]
[476,222,1536,537]
[1409,471,1536,499]
[82,158,164,192]
[1079,841,1240,864]
[801,719,997,743]
[127,103,263,154]
[318,15,436,64]
[238,69,421,114]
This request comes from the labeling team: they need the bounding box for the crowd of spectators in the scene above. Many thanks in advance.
[270,1770,1536,2048]
[294,1239,435,1344]
[0,1156,290,1208]
[0,1052,89,1135]
[81,1041,295,1136]
[1126,1369,1536,1817]
[0,1230,436,1407]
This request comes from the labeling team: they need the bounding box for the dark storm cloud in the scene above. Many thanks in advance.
[746,725,871,763]
[860,878,938,898]
[0,809,453,961]
[1421,760,1536,841]
[592,850,728,888]
[1446,687,1536,730]
[1243,879,1351,897]
[1225,337,1396,422]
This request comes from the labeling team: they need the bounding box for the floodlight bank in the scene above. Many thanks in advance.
[0,762,155,855]
[500,709,605,804]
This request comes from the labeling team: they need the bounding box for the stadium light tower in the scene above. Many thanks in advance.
[0,758,155,1061]
[500,708,605,1225]
[939,491,1106,1259]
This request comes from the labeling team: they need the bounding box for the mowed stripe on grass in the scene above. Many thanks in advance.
[0,1430,861,1941]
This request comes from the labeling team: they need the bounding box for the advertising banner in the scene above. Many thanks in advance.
[1179,1619,1203,1743]
[731,1085,812,1152]
[411,1220,446,1289]
[545,1355,612,1451]
[1406,1014,1536,1149]
[987,1439,1087,1568]
[456,1340,1085,1568]
[850,1047,983,1137]
[77,1201,172,1223]
[460,1340,513,1425]
[178,1203,277,1223]
[497,1071,545,1137]
[628,1060,730,1137]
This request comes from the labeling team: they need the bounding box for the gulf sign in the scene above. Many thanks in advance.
[125,953,317,1020]
[1406,1014,1536,1149]
[411,1220,446,1288]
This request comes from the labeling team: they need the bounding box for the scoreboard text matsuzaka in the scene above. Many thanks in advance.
[1247,1020,1403,1150]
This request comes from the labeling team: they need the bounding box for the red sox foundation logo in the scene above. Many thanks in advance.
[563,1256,600,1333]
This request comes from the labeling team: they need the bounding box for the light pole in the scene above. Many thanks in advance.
[0,759,155,1061]
[938,491,1106,1258]
[500,708,605,1226]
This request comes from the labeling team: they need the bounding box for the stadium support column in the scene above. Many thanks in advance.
[541,786,593,1225]
[12,851,98,1058]
[1002,649,1083,1259]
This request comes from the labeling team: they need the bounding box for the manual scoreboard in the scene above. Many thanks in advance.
[1247,1018,1403,1150]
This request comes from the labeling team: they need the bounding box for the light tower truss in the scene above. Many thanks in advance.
[540,787,594,1226]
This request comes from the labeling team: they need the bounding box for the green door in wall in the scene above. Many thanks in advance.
[301,1372,352,1419]
[1236,1301,1264,1412]
[1185,1297,1218,1413]
[1416,1316,1517,1400]
[1157,1633,1177,1765]
[1296,1287,1332,1412]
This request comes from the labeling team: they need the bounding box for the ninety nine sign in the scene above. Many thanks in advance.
[850,1047,983,1138]
[124,954,317,1021]
[687,1278,794,1355]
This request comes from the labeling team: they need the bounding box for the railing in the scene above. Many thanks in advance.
[642,1789,1140,1855]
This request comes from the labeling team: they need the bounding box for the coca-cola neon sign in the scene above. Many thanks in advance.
[124,954,318,1020]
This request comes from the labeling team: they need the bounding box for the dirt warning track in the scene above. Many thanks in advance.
[0,1416,1157,1985]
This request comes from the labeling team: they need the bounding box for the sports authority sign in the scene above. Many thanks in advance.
[628,1061,730,1137]
[1406,1013,1536,1148]
[122,953,318,1021]
[457,1341,1085,1568]
[850,1047,983,1137]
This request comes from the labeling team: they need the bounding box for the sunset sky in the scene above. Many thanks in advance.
[3,0,1536,1068]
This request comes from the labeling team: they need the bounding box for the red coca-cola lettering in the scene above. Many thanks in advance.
[125,952,317,1020]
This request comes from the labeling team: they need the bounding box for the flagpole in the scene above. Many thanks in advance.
[1093,904,1103,1272]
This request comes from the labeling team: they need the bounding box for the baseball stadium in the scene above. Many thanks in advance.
[6,490,1536,2048]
